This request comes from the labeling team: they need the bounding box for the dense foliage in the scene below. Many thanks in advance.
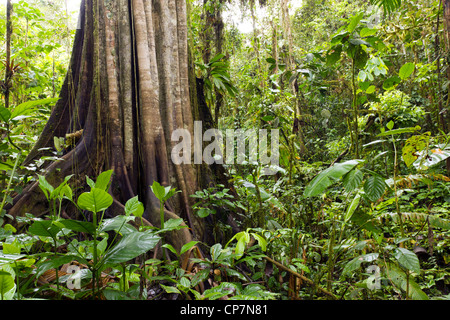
[0,0,449,300]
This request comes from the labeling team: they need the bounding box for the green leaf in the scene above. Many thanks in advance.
[11,97,58,120]
[304,160,364,197]
[0,269,15,300]
[2,242,21,255]
[157,218,186,233]
[377,127,418,137]
[399,62,415,80]
[386,120,394,130]
[402,134,429,167]
[394,248,420,274]
[179,277,191,289]
[150,181,166,202]
[353,45,369,69]
[235,236,247,259]
[162,244,178,256]
[365,85,376,94]
[382,76,401,90]
[58,219,95,235]
[386,263,428,300]
[99,215,136,236]
[51,174,73,200]
[326,45,342,66]
[363,175,386,202]
[35,255,78,279]
[360,27,377,37]
[86,177,95,189]
[197,207,214,218]
[102,230,160,265]
[210,243,223,262]
[0,107,11,123]
[94,170,114,191]
[28,220,60,238]
[351,211,383,234]
[60,184,73,201]
[180,241,199,255]
[343,169,364,193]
[331,31,350,45]
[209,53,225,65]
[38,175,54,200]
[347,12,364,33]
[124,196,144,218]
[345,193,361,222]
[160,284,181,294]
[77,188,113,213]
[103,289,132,300]
[342,253,379,276]
[251,233,267,252]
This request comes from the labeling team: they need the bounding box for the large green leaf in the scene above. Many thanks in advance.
[377,126,418,137]
[363,175,386,202]
[102,230,160,265]
[342,253,379,276]
[399,62,415,80]
[0,269,15,300]
[77,188,113,214]
[28,220,60,239]
[394,247,420,274]
[353,45,369,69]
[344,193,362,222]
[0,107,11,123]
[402,134,430,168]
[326,45,342,66]
[304,160,363,197]
[386,263,428,300]
[347,12,364,33]
[99,215,136,236]
[11,97,58,120]
[343,168,363,193]
[57,219,96,235]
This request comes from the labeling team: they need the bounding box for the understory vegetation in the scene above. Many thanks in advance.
[0,0,449,300]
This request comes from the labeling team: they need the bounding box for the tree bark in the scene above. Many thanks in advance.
[7,0,230,253]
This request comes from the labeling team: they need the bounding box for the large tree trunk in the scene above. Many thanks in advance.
[7,0,229,252]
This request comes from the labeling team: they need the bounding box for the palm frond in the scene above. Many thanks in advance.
[370,0,402,14]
